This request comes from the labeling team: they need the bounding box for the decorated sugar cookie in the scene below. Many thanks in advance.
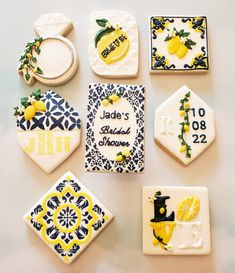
[14,90,81,173]
[149,16,209,73]
[154,85,215,165]
[18,13,78,86]
[24,172,113,264]
[85,83,145,173]
[143,186,211,255]
[89,10,139,78]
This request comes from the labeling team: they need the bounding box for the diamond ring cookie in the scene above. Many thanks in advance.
[14,90,81,173]
[24,172,113,264]
[154,85,215,165]
[89,10,139,78]
[143,186,211,255]
[85,83,145,173]
[149,16,209,73]
[18,13,78,86]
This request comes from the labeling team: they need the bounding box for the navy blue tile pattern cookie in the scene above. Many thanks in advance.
[16,91,81,131]
[85,83,145,173]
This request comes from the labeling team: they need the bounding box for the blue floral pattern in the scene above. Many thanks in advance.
[24,173,112,264]
[16,91,81,131]
[85,83,145,173]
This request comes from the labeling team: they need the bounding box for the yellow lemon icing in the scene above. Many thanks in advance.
[150,222,175,249]
[97,29,129,64]
[176,196,200,222]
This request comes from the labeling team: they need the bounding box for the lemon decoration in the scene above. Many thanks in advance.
[179,110,185,116]
[109,94,120,102]
[34,100,46,111]
[176,196,200,222]
[165,28,196,59]
[102,99,110,107]
[176,43,188,59]
[14,89,46,120]
[94,18,129,65]
[159,207,165,214]
[115,149,131,162]
[167,36,180,54]
[179,145,186,153]
[24,105,36,120]
[183,124,190,132]
[184,101,190,108]
[101,93,121,107]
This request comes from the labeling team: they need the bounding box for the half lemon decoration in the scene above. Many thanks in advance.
[176,196,200,222]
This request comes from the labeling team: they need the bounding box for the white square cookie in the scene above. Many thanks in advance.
[143,186,211,255]
[88,10,139,78]
[24,172,113,264]
[149,16,209,73]
[154,85,215,165]
[85,83,145,173]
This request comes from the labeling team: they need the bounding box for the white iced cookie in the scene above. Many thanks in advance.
[14,90,81,173]
[88,10,139,78]
[85,83,145,173]
[143,186,211,255]
[18,13,78,86]
[24,171,113,264]
[149,16,209,73]
[154,85,215,165]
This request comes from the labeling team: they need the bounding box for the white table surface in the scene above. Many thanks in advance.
[0,0,235,272]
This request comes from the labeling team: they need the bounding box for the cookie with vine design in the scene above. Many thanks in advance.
[18,13,78,86]
[154,85,215,165]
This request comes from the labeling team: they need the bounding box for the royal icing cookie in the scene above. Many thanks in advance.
[85,83,145,173]
[14,90,81,173]
[143,186,211,255]
[154,85,215,165]
[149,16,209,73]
[24,172,113,264]
[89,10,139,78]
[18,13,78,86]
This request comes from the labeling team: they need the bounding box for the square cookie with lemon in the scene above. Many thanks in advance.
[85,83,145,173]
[149,16,209,73]
[88,10,139,78]
[143,186,211,255]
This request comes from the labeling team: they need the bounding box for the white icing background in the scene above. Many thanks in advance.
[0,0,234,272]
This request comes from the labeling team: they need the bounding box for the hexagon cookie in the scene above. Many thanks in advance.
[154,85,215,165]
[24,172,113,264]
[14,90,81,173]
[143,186,211,255]
[149,16,209,73]
[88,10,139,78]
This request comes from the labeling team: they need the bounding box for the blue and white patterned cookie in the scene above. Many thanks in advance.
[24,171,113,264]
[85,83,145,173]
[14,90,81,173]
